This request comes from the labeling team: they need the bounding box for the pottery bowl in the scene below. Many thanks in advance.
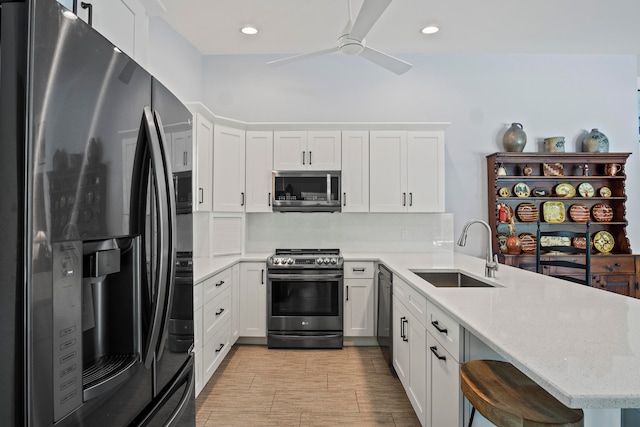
[544,136,565,152]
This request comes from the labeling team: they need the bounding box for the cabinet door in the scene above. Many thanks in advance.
[213,125,246,212]
[393,299,410,387]
[593,274,636,297]
[341,131,369,212]
[171,130,192,173]
[77,0,148,66]
[239,262,267,337]
[407,310,427,425]
[245,131,274,212]
[427,332,461,427]
[194,113,213,212]
[344,278,374,336]
[407,131,444,212]
[273,131,307,170]
[307,131,341,170]
[370,131,407,212]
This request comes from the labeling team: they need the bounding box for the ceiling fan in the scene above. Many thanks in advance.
[267,0,412,75]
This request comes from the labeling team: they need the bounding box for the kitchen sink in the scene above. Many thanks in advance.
[410,271,496,288]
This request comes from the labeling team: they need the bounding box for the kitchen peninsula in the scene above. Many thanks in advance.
[195,250,640,427]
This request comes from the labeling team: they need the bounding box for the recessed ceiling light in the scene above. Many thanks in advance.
[421,25,440,35]
[240,25,258,35]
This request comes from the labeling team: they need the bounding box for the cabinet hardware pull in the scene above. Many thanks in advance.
[241,192,245,206]
[401,317,408,342]
[261,269,264,285]
[80,2,93,26]
[199,188,204,204]
[409,192,413,207]
[215,308,225,316]
[429,346,446,361]
[346,285,349,301]
[183,151,187,166]
[402,192,406,206]
[309,151,312,165]
[431,320,448,334]
[343,192,346,206]
[302,151,305,165]
[215,343,224,353]
[352,268,365,272]
[268,192,271,206]
[215,280,224,287]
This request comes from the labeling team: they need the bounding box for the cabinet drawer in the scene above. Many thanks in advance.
[203,287,232,346]
[591,256,636,274]
[203,268,232,303]
[203,318,231,382]
[394,276,427,328]
[344,262,375,279]
[427,301,461,361]
[193,281,204,310]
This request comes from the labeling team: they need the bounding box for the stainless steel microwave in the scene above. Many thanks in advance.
[272,171,341,212]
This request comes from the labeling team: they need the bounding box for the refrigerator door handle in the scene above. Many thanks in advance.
[152,110,177,360]
[131,106,172,369]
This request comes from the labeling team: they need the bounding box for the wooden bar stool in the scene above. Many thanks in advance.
[460,360,584,427]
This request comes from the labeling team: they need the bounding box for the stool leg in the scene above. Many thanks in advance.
[468,406,476,427]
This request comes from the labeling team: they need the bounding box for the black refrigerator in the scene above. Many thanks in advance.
[0,0,196,426]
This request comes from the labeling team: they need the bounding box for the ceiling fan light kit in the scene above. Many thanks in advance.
[266,0,413,75]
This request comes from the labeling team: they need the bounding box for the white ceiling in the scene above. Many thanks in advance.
[158,0,640,58]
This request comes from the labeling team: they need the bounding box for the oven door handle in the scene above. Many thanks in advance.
[267,273,343,281]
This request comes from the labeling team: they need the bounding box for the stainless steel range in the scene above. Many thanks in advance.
[267,249,344,349]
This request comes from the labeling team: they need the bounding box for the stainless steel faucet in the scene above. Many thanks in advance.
[457,219,499,278]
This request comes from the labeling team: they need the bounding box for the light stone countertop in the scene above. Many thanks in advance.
[194,250,640,409]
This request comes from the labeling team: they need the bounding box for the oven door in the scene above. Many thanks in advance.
[267,269,343,333]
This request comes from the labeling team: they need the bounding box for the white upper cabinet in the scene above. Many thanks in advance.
[193,112,213,212]
[369,130,444,213]
[213,125,246,212]
[245,131,274,212]
[273,131,341,171]
[341,131,370,212]
[75,0,148,67]
[170,130,192,173]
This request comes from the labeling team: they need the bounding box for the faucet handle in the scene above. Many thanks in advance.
[493,254,499,271]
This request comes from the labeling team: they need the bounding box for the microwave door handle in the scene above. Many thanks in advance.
[153,110,177,361]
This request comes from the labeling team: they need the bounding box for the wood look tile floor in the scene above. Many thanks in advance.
[196,344,421,427]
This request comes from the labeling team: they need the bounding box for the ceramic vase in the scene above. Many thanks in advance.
[582,128,609,153]
[506,233,522,255]
[503,123,527,152]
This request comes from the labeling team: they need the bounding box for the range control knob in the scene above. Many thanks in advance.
[316,258,324,265]
[323,258,330,265]
[287,258,294,265]
[330,258,337,264]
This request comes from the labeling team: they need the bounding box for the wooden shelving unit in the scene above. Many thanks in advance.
[486,152,639,298]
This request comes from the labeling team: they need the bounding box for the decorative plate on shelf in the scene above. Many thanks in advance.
[572,237,591,250]
[540,235,571,247]
[516,202,539,222]
[532,188,549,197]
[593,231,615,253]
[497,233,508,253]
[518,233,536,254]
[577,182,595,198]
[569,204,590,223]
[543,162,564,176]
[513,182,531,197]
[543,201,565,223]
[555,183,576,198]
[599,187,612,198]
[498,187,511,197]
[592,203,613,222]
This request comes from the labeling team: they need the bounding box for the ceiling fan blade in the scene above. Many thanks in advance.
[360,46,412,75]
[267,47,340,66]
[349,0,392,41]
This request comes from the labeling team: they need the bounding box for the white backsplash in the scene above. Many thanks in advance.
[245,213,454,253]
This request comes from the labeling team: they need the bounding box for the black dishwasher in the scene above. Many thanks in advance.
[377,264,394,374]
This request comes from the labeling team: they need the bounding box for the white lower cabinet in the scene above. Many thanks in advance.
[239,262,267,337]
[231,264,240,343]
[427,332,462,427]
[344,262,375,336]
[393,298,427,425]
